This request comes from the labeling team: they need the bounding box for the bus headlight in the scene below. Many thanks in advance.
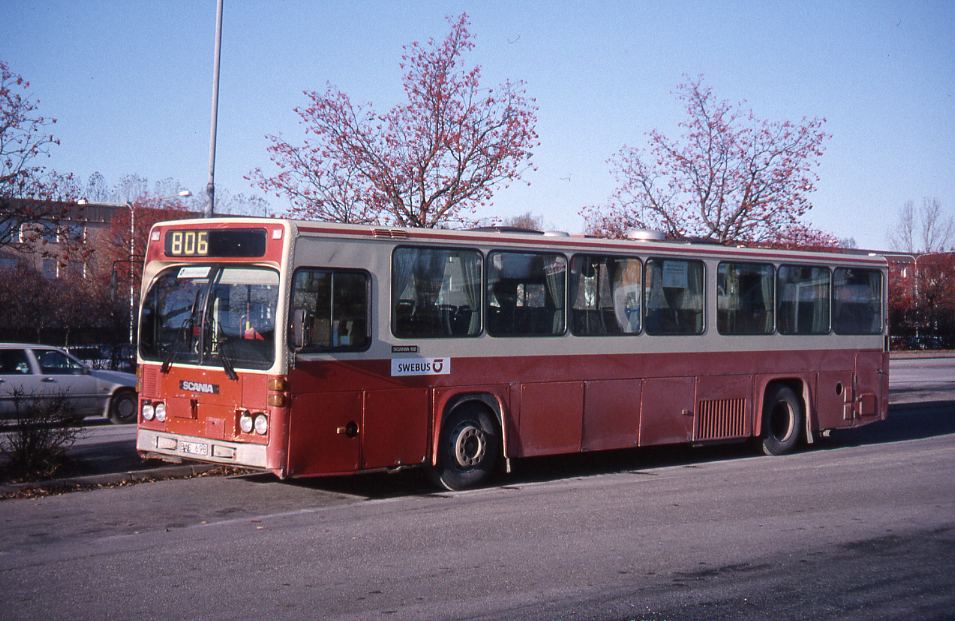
[155,402,167,422]
[142,403,155,421]
[253,413,269,435]
[239,411,254,434]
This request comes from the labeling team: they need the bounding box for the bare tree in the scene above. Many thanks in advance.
[1,60,78,251]
[502,211,545,231]
[889,198,954,252]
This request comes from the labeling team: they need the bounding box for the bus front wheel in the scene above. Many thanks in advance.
[761,385,803,456]
[431,405,500,491]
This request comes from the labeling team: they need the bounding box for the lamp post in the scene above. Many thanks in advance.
[204,0,224,218]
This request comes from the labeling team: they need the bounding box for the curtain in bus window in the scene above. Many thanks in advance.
[460,254,482,335]
[487,251,566,336]
[833,268,882,334]
[777,265,830,335]
[717,262,774,335]
[644,259,704,335]
[391,247,481,338]
[543,256,567,334]
[570,255,642,336]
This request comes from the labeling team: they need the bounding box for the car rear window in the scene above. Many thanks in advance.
[0,349,31,374]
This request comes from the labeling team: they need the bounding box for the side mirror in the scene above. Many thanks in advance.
[290,309,310,351]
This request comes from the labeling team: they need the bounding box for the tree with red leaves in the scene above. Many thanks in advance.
[103,195,192,298]
[1,60,78,252]
[252,14,538,228]
[582,77,830,245]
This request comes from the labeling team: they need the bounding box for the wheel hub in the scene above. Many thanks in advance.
[452,423,487,468]
[770,403,794,441]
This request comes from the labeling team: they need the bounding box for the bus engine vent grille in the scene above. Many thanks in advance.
[141,365,159,397]
[696,398,747,440]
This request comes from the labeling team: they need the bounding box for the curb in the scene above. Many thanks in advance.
[890,351,955,359]
[0,463,221,497]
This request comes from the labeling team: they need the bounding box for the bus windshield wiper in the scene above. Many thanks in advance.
[217,337,239,381]
[161,317,192,374]
[161,289,203,374]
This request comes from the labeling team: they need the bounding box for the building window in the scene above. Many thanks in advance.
[41,222,58,244]
[0,220,17,245]
[59,222,86,244]
[41,258,58,279]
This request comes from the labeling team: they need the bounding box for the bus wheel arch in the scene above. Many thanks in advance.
[759,381,806,456]
[431,396,503,491]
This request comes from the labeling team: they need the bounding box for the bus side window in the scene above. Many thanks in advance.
[487,251,566,337]
[290,269,369,352]
[391,247,482,338]
[777,265,830,335]
[833,268,882,334]
[569,254,642,336]
[644,258,704,336]
[717,262,774,335]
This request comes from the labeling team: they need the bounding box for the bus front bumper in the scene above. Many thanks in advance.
[137,429,268,469]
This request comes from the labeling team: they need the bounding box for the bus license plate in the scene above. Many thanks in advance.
[180,441,208,456]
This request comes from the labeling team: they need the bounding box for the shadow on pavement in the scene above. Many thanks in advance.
[276,400,955,500]
[825,400,955,447]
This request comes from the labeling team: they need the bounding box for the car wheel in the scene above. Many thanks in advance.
[109,390,137,424]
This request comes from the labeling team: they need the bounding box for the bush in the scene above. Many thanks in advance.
[1,388,83,482]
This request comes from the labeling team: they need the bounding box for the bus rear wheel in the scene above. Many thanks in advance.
[432,405,500,491]
[761,385,803,456]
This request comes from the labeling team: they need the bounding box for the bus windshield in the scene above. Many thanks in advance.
[140,265,280,371]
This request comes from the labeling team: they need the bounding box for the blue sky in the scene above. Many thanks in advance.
[3,0,954,249]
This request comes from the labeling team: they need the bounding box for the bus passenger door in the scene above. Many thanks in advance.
[639,377,695,446]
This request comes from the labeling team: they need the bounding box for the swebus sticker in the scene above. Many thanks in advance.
[391,357,451,377]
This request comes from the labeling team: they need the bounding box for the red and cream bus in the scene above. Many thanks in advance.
[136,218,888,489]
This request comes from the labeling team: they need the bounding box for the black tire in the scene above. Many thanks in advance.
[761,385,804,456]
[109,390,137,424]
[431,405,500,491]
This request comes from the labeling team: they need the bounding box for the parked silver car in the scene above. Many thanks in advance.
[0,344,137,424]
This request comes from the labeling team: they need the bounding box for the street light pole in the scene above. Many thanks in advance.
[128,201,135,346]
[204,0,224,219]
[126,190,193,347]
